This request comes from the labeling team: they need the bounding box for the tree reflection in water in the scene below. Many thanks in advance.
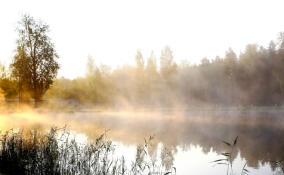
[0,109,283,174]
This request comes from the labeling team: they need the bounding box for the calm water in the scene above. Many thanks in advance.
[0,109,284,175]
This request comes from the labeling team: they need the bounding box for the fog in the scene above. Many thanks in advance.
[0,107,283,170]
[1,16,284,175]
[38,40,284,109]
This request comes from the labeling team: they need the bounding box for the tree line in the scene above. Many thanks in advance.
[1,15,284,107]
[46,38,284,107]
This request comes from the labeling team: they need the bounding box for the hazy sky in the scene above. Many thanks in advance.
[1,0,284,79]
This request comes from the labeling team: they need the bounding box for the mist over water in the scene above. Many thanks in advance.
[1,107,283,174]
[1,12,284,175]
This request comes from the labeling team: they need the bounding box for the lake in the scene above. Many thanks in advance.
[0,108,283,175]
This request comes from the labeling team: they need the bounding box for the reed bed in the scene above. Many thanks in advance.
[0,127,175,175]
[1,128,283,175]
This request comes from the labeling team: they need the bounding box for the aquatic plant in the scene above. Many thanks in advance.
[0,127,175,175]
[212,136,249,175]
[272,160,284,175]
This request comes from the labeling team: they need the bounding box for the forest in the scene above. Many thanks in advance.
[2,39,284,108]
[1,15,284,108]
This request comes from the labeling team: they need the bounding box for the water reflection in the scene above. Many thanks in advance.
[0,109,284,174]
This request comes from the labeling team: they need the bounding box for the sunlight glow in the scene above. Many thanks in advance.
[1,0,284,78]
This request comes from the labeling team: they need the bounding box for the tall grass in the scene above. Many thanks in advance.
[1,128,282,175]
[0,127,175,175]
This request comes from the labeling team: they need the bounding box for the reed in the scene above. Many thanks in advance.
[211,136,250,175]
[0,127,175,175]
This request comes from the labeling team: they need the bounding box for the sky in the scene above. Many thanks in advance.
[1,0,284,79]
